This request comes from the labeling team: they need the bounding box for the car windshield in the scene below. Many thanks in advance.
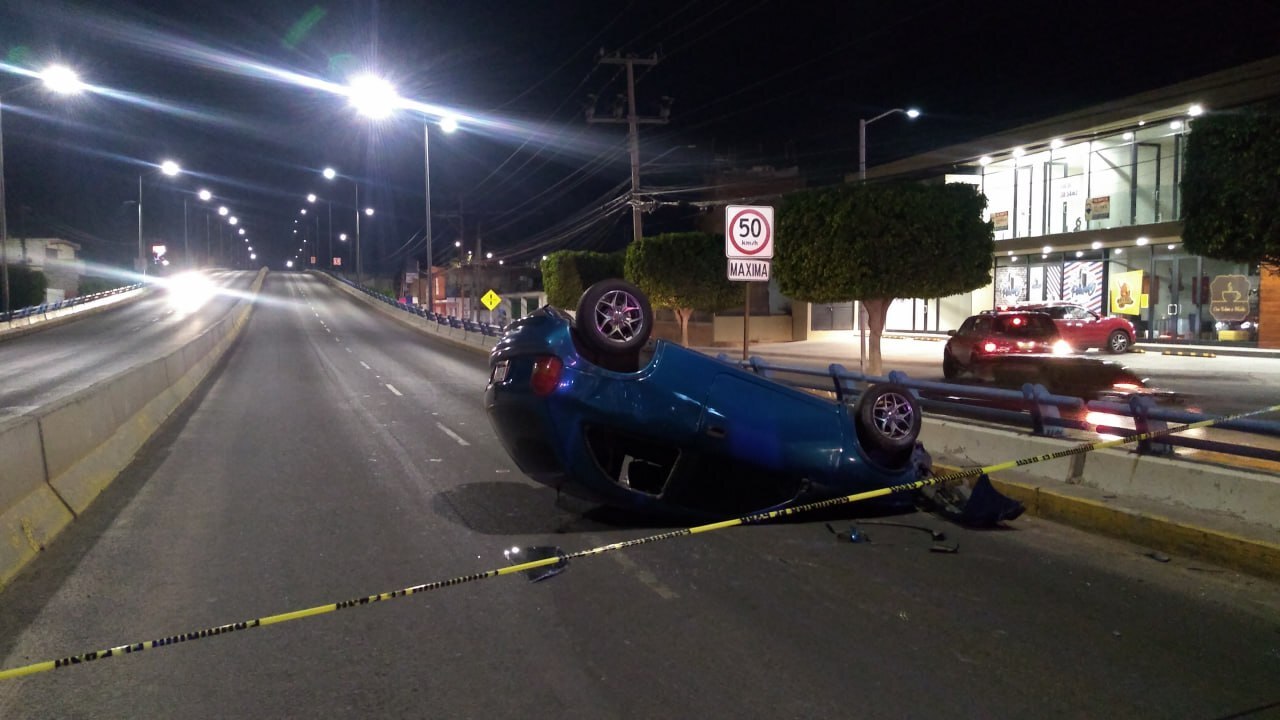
[992,314,1056,338]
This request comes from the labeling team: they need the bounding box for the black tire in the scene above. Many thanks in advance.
[942,349,960,380]
[1106,330,1132,354]
[855,383,922,455]
[575,279,653,355]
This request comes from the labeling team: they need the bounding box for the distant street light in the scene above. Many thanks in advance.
[198,189,212,202]
[228,216,238,225]
[323,167,367,283]
[306,192,330,270]
[138,159,182,276]
[364,207,374,216]
[218,206,228,216]
[858,107,920,181]
[2,64,85,311]
[238,228,245,235]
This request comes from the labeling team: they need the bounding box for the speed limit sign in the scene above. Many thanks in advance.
[725,205,774,259]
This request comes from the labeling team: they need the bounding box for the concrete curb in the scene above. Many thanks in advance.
[936,463,1280,582]
[0,269,267,590]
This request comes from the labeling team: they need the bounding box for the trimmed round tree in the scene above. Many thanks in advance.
[775,181,993,374]
[625,231,739,346]
[1182,103,1280,268]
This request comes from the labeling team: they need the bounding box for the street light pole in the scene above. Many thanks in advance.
[858,107,920,181]
[0,98,8,314]
[0,67,83,313]
[856,106,918,375]
[354,182,361,285]
[137,174,144,274]
[424,119,433,312]
[182,197,190,268]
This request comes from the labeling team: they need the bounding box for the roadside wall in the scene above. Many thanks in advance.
[0,269,267,589]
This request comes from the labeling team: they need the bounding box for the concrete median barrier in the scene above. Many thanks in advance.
[925,416,1280,580]
[0,268,267,590]
[0,418,75,589]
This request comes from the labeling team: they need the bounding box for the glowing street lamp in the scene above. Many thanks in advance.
[218,206,228,216]
[346,74,400,120]
[306,193,329,269]
[137,159,182,276]
[323,167,371,283]
[858,107,920,181]
[2,65,85,310]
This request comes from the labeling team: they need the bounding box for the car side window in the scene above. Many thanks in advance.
[959,317,976,334]
[1047,307,1068,319]
[973,317,992,335]
[1067,307,1090,320]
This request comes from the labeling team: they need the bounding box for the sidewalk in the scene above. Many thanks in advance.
[691,335,1280,581]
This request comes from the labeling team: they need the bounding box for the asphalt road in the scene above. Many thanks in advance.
[0,272,1277,719]
[0,270,255,418]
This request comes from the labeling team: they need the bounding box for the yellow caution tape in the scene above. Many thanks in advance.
[2,401,1277,681]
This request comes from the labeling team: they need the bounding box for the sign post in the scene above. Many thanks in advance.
[725,205,775,361]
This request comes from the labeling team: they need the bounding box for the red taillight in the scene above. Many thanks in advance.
[982,341,999,353]
[530,356,563,396]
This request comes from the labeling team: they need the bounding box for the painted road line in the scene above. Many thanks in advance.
[435,422,470,446]
[360,361,371,370]
[385,384,403,396]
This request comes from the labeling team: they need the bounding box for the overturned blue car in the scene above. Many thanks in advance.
[484,280,933,519]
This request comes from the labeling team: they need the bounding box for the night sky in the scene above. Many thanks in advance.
[3,0,1280,273]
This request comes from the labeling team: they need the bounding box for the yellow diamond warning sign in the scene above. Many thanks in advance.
[481,289,502,311]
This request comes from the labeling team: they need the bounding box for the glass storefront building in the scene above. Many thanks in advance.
[804,56,1278,347]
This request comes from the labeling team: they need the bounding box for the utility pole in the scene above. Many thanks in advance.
[587,51,670,242]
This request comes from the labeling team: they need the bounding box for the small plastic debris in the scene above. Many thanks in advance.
[1145,551,1171,563]
[825,523,870,543]
[1112,631,1122,638]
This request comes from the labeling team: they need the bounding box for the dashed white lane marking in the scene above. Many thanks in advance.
[360,361,372,370]
[385,384,403,396]
[435,422,470,446]
[345,347,351,352]
[609,550,679,600]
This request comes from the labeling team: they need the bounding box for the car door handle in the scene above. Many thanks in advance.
[705,425,727,439]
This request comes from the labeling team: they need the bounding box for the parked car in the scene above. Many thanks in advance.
[485,280,932,519]
[1004,301,1136,354]
[943,310,1069,380]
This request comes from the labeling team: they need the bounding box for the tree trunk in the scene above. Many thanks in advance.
[676,308,692,346]
[862,298,892,376]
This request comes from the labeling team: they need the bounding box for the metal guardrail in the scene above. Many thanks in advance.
[718,354,1280,464]
[0,284,144,324]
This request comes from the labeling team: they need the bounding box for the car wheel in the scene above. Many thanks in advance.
[942,350,960,380]
[1106,330,1132,354]
[576,279,654,355]
[855,383,922,455]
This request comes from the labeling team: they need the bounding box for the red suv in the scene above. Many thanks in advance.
[1008,302,1136,354]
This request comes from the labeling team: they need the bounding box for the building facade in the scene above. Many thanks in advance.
[804,56,1280,348]
[1,236,84,303]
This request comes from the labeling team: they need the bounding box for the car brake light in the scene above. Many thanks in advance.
[982,341,998,353]
[530,356,563,396]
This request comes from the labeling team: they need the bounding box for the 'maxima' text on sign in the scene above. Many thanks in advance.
[728,259,770,281]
